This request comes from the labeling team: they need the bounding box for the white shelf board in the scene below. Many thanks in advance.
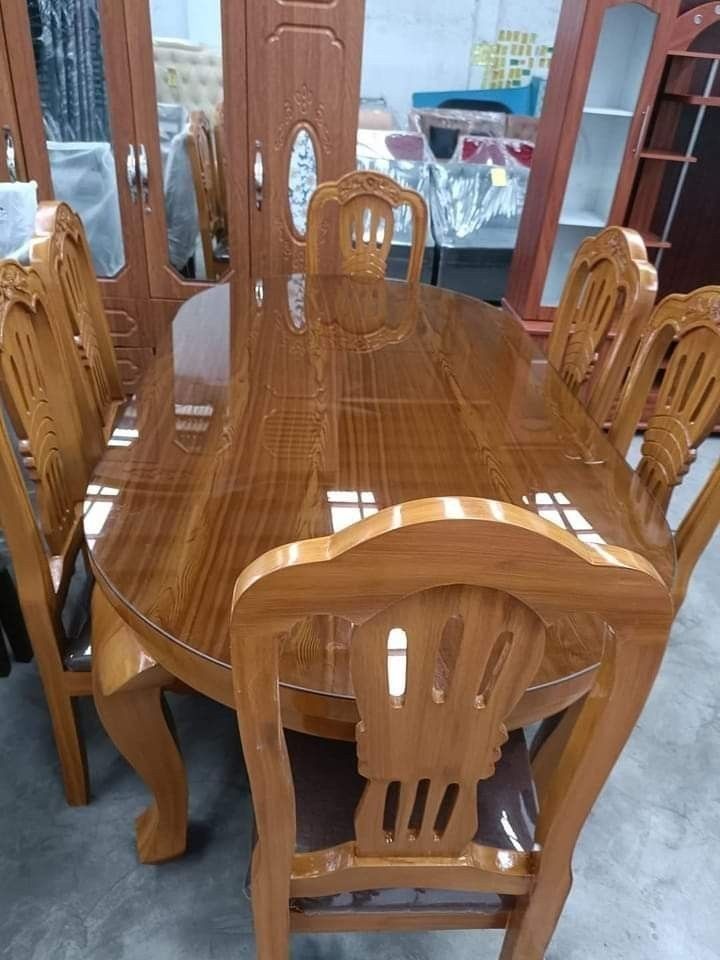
[583,106,633,117]
[558,210,606,228]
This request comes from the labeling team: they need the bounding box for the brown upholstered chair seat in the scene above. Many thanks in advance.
[248,728,537,917]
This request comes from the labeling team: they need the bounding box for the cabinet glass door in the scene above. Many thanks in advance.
[2,0,147,298]
[541,3,658,307]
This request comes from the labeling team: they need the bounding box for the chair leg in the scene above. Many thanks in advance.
[251,851,291,960]
[92,587,187,863]
[37,660,89,806]
[498,866,573,960]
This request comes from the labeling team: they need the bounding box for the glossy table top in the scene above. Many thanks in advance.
[88,276,674,698]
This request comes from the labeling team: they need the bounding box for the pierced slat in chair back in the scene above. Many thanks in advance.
[351,584,544,857]
[230,498,673,953]
[0,261,87,558]
[609,286,720,609]
[31,201,123,435]
[547,226,657,425]
[306,171,428,283]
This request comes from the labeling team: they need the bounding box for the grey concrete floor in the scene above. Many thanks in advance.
[1,439,718,960]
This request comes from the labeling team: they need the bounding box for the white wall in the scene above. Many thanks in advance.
[149,0,221,51]
[361,0,562,124]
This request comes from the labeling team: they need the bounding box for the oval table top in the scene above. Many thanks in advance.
[88,276,674,729]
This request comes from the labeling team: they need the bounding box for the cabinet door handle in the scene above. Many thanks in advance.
[138,143,151,210]
[633,105,651,155]
[125,144,139,202]
[253,141,263,211]
[3,126,17,181]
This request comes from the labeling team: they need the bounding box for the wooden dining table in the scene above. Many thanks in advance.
[86,275,674,863]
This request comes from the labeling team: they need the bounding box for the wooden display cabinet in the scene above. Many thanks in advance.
[504,0,680,334]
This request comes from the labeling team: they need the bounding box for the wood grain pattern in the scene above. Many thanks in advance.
[187,112,229,282]
[92,586,187,862]
[546,226,657,426]
[230,497,673,954]
[609,285,720,608]
[0,258,176,812]
[244,0,366,275]
[0,261,89,549]
[351,586,543,858]
[86,278,675,738]
[306,171,428,283]
[31,202,124,439]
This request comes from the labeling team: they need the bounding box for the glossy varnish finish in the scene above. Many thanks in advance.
[610,285,720,609]
[230,497,673,955]
[31,202,124,439]
[546,226,657,426]
[243,0,365,274]
[87,277,675,733]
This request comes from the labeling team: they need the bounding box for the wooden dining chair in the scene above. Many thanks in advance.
[306,170,428,283]
[30,201,123,447]
[213,102,228,235]
[609,286,720,611]
[230,497,672,959]
[547,226,657,427]
[0,260,165,806]
[187,110,228,281]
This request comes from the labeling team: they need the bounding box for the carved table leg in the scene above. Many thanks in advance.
[92,587,188,863]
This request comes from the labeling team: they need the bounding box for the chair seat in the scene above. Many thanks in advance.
[248,729,537,918]
[60,559,93,672]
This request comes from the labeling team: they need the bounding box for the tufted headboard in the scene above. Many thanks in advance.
[153,38,223,117]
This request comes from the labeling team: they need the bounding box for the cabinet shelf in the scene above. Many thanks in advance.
[558,210,606,228]
[664,92,720,107]
[638,149,697,163]
[668,50,720,61]
[583,106,633,117]
[641,231,671,250]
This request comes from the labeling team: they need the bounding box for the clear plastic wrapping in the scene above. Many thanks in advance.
[163,129,200,271]
[430,160,529,249]
[356,130,432,247]
[0,181,38,260]
[47,141,124,276]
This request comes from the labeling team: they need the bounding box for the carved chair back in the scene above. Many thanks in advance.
[187,110,226,281]
[547,226,657,425]
[230,498,672,954]
[0,261,88,560]
[306,171,428,283]
[609,286,720,609]
[30,201,123,440]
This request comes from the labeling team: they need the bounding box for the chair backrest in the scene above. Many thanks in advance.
[306,171,428,283]
[0,261,88,558]
[547,226,657,426]
[0,408,64,638]
[186,110,225,280]
[231,498,672,927]
[609,286,720,609]
[213,102,228,234]
[30,201,123,432]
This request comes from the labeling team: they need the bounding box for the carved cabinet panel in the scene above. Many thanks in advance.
[245,0,365,275]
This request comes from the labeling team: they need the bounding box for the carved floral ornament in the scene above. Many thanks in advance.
[335,173,404,207]
[0,263,35,304]
[275,83,331,155]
